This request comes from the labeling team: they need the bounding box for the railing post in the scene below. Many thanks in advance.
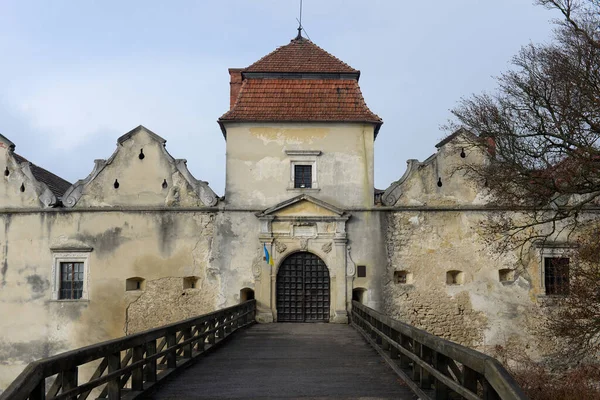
[224,313,232,335]
[132,344,145,391]
[382,323,391,351]
[183,327,192,358]
[166,331,177,369]
[434,352,450,400]
[146,340,157,383]
[197,321,207,351]
[463,366,478,394]
[217,314,225,339]
[208,319,216,345]
[420,345,433,389]
[412,340,421,383]
[399,334,411,368]
[390,329,399,360]
[62,367,78,399]
[107,352,121,400]
[29,379,46,400]
[483,379,501,400]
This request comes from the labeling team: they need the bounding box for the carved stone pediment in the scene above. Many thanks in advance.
[256,195,350,241]
[256,194,345,219]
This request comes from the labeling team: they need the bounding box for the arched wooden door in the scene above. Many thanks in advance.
[276,252,330,322]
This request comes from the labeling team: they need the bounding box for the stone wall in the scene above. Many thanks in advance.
[383,210,537,350]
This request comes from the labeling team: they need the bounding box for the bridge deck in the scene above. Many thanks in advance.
[148,323,416,399]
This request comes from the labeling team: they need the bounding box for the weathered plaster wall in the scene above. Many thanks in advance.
[224,122,375,209]
[346,210,387,311]
[384,211,536,349]
[0,210,217,390]
[381,132,560,354]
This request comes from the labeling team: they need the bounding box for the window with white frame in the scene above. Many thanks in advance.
[286,150,321,190]
[51,249,91,301]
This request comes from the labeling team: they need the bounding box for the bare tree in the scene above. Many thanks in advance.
[449,0,600,359]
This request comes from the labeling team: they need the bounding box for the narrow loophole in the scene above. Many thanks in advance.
[138,149,145,160]
[460,148,466,158]
[114,179,120,189]
[4,167,9,177]
[20,183,25,192]
[162,179,168,189]
[437,178,443,187]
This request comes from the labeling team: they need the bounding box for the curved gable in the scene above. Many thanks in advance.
[63,126,219,208]
[0,134,63,208]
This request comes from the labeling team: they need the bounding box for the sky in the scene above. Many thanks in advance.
[0,1,557,195]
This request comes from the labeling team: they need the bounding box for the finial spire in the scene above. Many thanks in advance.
[296,0,303,39]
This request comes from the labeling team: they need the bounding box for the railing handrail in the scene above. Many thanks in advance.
[351,301,527,400]
[1,300,257,400]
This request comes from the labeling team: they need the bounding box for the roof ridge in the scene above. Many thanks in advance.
[244,38,359,74]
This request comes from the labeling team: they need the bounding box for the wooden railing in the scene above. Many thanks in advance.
[0,300,256,400]
[351,301,527,400]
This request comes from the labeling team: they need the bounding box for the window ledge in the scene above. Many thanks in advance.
[287,188,321,192]
[49,299,90,303]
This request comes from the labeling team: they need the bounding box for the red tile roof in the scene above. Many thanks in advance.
[245,37,358,74]
[219,78,381,126]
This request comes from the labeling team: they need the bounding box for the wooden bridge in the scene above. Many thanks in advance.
[0,301,527,400]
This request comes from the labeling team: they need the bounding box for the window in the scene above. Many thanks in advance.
[294,165,312,188]
[51,249,91,301]
[286,150,320,190]
[544,257,569,295]
[357,265,366,278]
[60,262,84,299]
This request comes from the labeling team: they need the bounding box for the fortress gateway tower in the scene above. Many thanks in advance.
[216,32,384,323]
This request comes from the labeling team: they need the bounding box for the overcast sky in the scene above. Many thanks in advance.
[0,1,556,195]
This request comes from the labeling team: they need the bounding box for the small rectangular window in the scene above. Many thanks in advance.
[294,165,312,188]
[357,265,366,278]
[545,257,569,295]
[60,262,84,300]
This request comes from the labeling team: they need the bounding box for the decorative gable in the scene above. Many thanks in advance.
[0,134,67,208]
[63,126,219,208]
[257,194,344,218]
[256,195,349,242]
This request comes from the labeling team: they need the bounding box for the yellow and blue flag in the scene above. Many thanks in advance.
[263,243,274,266]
